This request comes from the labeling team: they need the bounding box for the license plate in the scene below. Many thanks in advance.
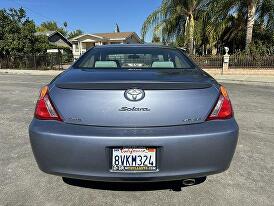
[112,148,157,172]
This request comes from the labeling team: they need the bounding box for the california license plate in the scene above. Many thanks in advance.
[112,148,157,172]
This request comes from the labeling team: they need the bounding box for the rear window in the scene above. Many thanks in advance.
[74,47,195,69]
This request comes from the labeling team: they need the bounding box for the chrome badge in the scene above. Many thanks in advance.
[124,88,145,101]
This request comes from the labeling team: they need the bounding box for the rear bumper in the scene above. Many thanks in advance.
[29,119,238,182]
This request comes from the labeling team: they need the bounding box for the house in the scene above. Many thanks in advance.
[70,32,142,60]
[35,31,72,50]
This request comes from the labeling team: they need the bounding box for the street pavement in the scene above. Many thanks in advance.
[0,74,273,206]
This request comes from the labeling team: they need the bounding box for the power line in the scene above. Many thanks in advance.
[8,0,80,32]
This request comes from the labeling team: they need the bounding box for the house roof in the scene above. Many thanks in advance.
[93,32,135,40]
[70,34,105,41]
[35,31,72,48]
[71,32,142,42]
[93,44,173,49]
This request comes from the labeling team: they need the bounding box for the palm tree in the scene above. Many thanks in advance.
[141,0,209,54]
[246,0,257,50]
[213,0,274,51]
[63,21,68,29]
[193,8,231,54]
[257,0,274,29]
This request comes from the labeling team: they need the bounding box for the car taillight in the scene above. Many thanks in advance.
[34,86,62,121]
[207,86,233,120]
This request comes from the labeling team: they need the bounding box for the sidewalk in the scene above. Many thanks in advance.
[1,69,274,86]
[0,69,62,76]
[212,74,274,86]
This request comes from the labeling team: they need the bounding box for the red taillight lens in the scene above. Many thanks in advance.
[207,86,233,120]
[34,86,62,121]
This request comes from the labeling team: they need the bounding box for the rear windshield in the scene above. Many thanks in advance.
[74,47,195,69]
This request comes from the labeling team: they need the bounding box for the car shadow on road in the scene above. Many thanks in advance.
[62,177,206,192]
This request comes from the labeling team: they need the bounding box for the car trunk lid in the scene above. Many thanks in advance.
[49,69,219,127]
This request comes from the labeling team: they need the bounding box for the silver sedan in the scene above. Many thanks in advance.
[29,45,238,187]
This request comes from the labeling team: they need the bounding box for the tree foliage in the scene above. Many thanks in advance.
[0,8,49,58]
[67,29,83,39]
[141,0,210,54]
[142,0,274,55]
[37,21,67,36]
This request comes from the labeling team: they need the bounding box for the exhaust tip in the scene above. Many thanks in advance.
[182,178,196,186]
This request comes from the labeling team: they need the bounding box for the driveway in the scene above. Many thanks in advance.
[0,74,273,206]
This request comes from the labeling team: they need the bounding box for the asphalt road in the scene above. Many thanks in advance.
[0,74,273,206]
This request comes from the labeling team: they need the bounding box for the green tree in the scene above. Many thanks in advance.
[0,8,25,56]
[202,1,247,53]
[246,0,257,50]
[0,8,49,58]
[63,21,68,29]
[141,0,209,54]
[63,21,68,35]
[67,29,83,39]
[37,21,67,36]
[213,0,274,51]
[152,35,161,43]
[189,9,230,55]
[256,0,274,50]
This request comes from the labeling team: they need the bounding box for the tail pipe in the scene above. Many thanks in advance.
[182,178,196,186]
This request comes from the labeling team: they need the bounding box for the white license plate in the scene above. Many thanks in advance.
[112,148,157,172]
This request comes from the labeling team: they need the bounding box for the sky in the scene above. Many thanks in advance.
[0,0,161,40]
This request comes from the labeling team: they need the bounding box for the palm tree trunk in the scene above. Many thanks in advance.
[188,14,195,54]
[245,0,257,51]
